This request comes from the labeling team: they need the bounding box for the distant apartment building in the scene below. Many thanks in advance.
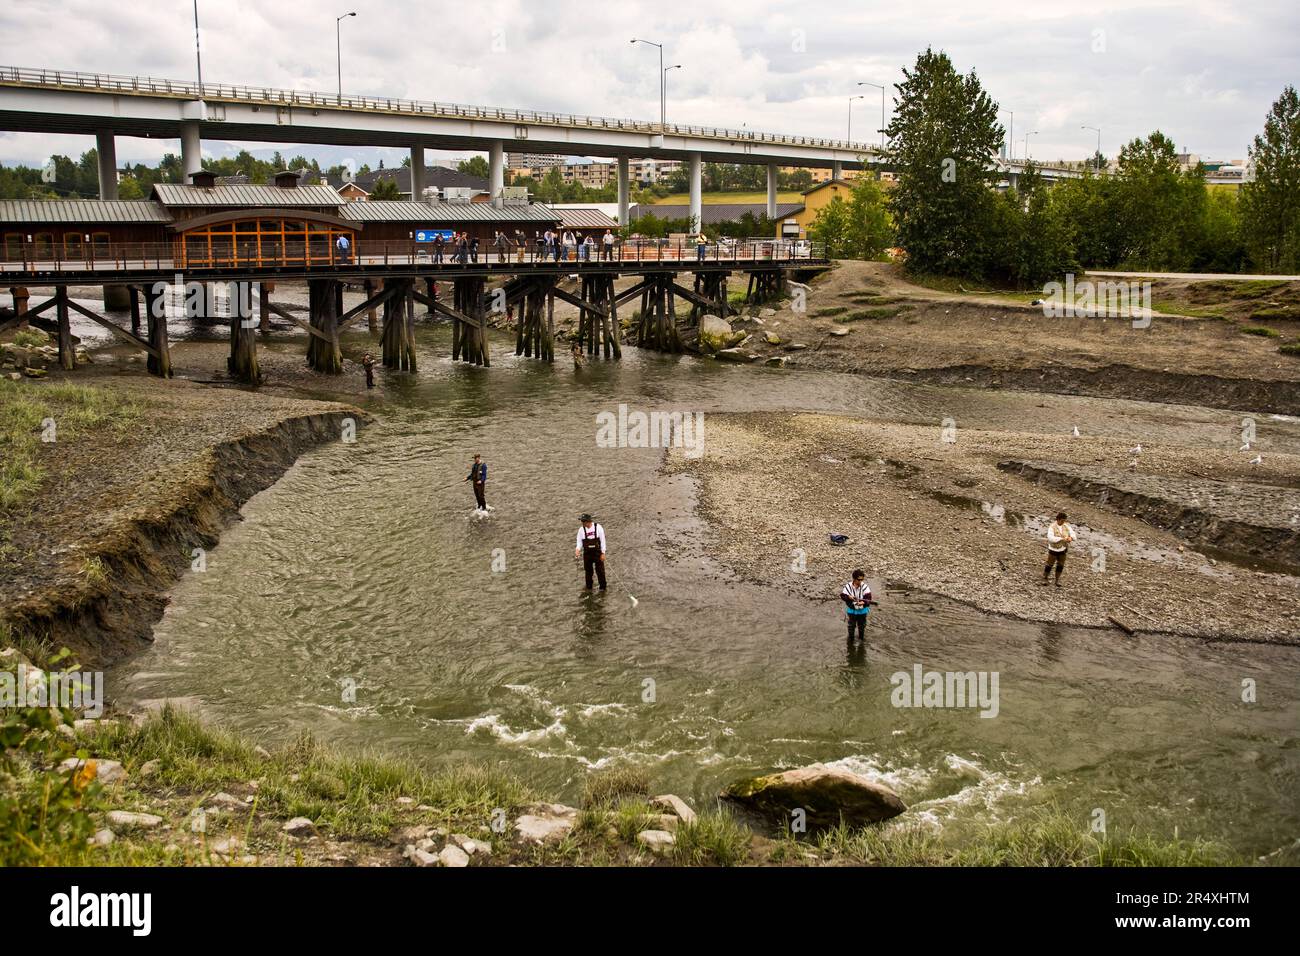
[633,158,683,185]
[506,152,565,170]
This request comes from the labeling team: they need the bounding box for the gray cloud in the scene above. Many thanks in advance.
[1,0,1294,165]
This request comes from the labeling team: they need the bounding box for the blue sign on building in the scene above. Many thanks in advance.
[414,229,454,243]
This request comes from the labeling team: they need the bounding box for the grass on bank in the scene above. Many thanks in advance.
[0,378,143,510]
[1240,325,1282,338]
[0,681,1259,868]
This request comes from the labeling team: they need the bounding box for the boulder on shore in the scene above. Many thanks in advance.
[722,763,906,828]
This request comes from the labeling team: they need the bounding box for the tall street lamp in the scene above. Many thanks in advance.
[336,12,357,103]
[631,38,666,129]
[1024,130,1039,161]
[193,0,203,95]
[663,64,682,125]
[857,81,886,150]
[1081,124,1101,171]
[847,94,865,143]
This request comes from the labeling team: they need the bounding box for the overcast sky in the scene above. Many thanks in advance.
[1,0,1295,167]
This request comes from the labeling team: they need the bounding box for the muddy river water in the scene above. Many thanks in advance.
[83,308,1298,858]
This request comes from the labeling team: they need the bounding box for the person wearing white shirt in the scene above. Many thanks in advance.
[840,569,873,641]
[574,513,607,590]
[1043,511,1076,587]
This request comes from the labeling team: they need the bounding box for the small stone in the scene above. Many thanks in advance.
[652,795,697,823]
[211,837,242,858]
[395,796,415,805]
[139,760,162,777]
[412,848,440,867]
[282,817,317,837]
[206,792,246,809]
[89,828,115,847]
[253,745,272,759]
[439,845,471,867]
[636,829,676,854]
[106,810,163,831]
[58,757,127,785]
[391,825,428,845]
[449,833,478,854]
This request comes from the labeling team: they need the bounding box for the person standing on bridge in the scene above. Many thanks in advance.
[470,235,481,264]
[433,233,445,264]
[562,230,577,261]
[575,513,607,591]
[695,232,708,263]
[336,232,352,263]
[602,229,615,262]
[582,235,596,261]
[464,454,488,512]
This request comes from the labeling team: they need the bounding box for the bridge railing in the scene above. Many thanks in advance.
[0,238,827,277]
[0,64,873,154]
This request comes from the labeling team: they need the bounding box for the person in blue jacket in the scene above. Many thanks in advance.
[464,455,488,511]
[841,569,872,641]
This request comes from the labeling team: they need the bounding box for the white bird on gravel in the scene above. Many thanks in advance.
[1250,455,1263,465]
[629,595,639,608]
[1071,426,1080,437]
[1128,444,1143,455]
[1240,441,1252,451]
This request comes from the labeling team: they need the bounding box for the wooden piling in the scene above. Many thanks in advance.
[227,280,260,384]
[306,279,343,374]
[55,286,75,370]
[140,283,172,378]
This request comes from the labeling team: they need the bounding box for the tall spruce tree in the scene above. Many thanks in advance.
[1241,85,1300,274]
[885,48,1003,277]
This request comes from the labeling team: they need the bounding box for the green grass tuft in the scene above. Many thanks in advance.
[581,766,651,809]
[672,809,752,866]
[1240,325,1281,338]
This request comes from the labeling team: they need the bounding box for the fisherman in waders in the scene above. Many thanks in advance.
[575,513,607,590]
[1042,511,1075,586]
[361,351,376,389]
[841,569,873,641]
[464,455,488,512]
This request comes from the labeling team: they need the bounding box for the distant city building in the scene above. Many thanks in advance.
[506,152,565,170]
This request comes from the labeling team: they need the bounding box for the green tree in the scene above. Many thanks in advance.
[1112,131,1206,270]
[458,156,490,179]
[370,178,401,200]
[1240,85,1300,273]
[808,176,893,260]
[886,48,1004,277]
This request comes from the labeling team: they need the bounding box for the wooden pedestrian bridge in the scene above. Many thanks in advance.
[1,238,829,382]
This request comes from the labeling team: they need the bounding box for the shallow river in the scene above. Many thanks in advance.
[95,313,1300,858]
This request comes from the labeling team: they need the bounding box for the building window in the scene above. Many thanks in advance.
[63,233,85,259]
[176,218,355,267]
[33,233,55,259]
[3,233,24,260]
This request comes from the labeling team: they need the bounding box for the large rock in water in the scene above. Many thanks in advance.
[698,315,733,353]
[722,763,906,828]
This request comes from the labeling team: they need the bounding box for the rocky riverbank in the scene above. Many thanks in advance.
[664,411,1300,643]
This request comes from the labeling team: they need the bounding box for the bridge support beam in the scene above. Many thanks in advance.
[831,160,843,180]
[489,141,504,204]
[9,287,29,317]
[307,279,343,374]
[516,276,555,362]
[451,277,489,366]
[54,286,75,370]
[637,273,683,353]
[574,275,622,360]
[766,163,778,218]
[688,153,702,233]
[227,281,261,384]
[140,283,173,378]
[410,146,425,200]
[745,269,786,306]
[380,278,417,372]
[617,157,630,227]
[181,121,202,179]
[95,131,117,200]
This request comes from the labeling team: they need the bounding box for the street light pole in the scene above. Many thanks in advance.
[1081,125,1101,171]
[631,38,666,129]
[847,94,865,142]
[336,12,356,104]
[857,82,886,150]
[193,0,203,96]
[1024,130,1039,161]
[664,65,682,126]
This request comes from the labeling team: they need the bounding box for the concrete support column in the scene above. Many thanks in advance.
[181,121,203,179]
[617,157,630,227]
[95,131,118,200]
[831,160,843,180]
[766,163,778,218]
[410,146,425,200]
[688,152,702,233]
[488,141,504,205]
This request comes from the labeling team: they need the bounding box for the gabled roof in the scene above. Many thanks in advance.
[555,207,619,230]
[0,200,173,224]
[347,166,488,193]
[152,183,343,207]
[801,178,856,195]
[339,201,561,223]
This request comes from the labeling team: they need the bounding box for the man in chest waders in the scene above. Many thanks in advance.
[575,513,607,590]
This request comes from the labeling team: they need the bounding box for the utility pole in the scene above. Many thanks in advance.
[1081,125,1101,171]
[631,38,667,129]
[847,94,865,142]
[857,81,886,150]
[193,0,203,95]
[336,12,356,104]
